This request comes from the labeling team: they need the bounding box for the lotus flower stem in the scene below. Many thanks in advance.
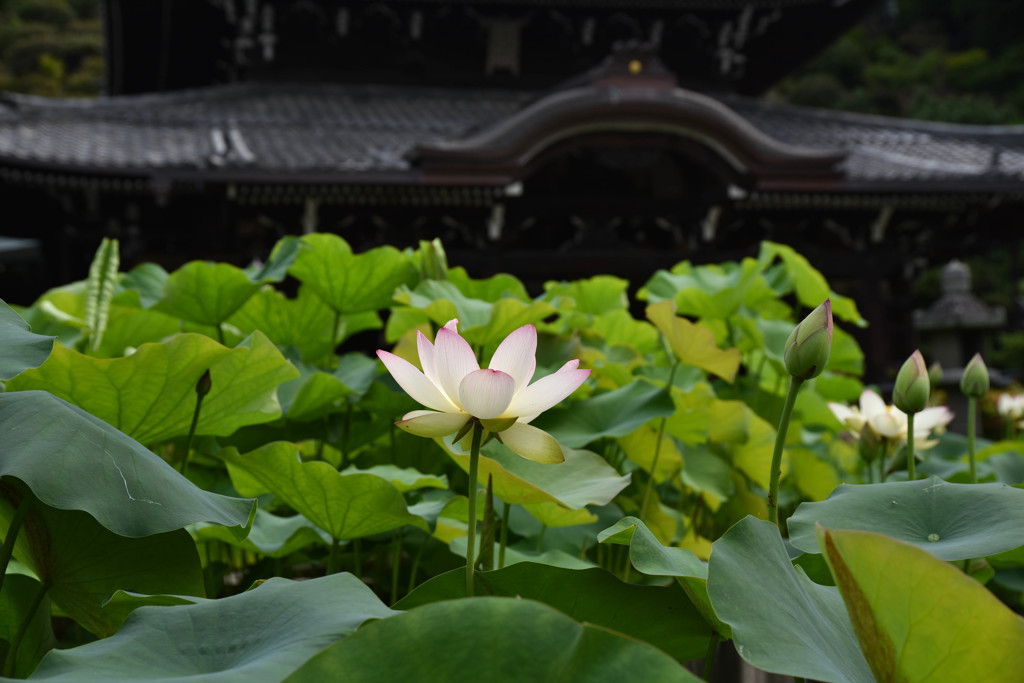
[390,529,402,605]
[641,359,677,526]
[499,502,510,569]
[967,396,978,484]
[327,538,340,575]
[3,581,50,677]
[768,377,803,527]
[465,421,484,596]
[702,632,720,681]
[906,412,916,481]
[0,486,31,602]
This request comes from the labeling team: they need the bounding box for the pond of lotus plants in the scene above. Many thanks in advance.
[0,234,1022,681]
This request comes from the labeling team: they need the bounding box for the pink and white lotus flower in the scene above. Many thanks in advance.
[829,388,953,449]
[377,320,590,464]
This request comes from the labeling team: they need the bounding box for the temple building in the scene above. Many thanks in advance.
[1,0,1022,371]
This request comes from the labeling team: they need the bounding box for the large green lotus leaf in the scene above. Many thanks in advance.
[446,266,530,301]
[120,262,169,308]
[788,448,842,502]
[588,309,660,352]
[28,574,395,681]
[543,275,629,314]
[0,573,56,678]
[597,516,729,639]
[190,508,331,558]
[393,279,556,347]
[8,331,298,444]
[99,592,205,635]
[290,233,418,314]
[395,562,711,662]
[286,596,701,683]
[229,285,380,363]
[0,299,54,380]
[0,486,204,638]
[277,352,377,422]
[248,234,301,283]
[639,258,770,319]
[679,444,734,511]
[707,516,874,683]
[819,526,1024,682]
[92,305,180,358]
[646,300,741,382]
[0,391,254,538]
[758,242,865,326]
[664,384,713,446]
[339,465,448,493]
[220,442,427,540]
[153,261,260,327]
[532,379,675,448]
[788,479,1024,561]
[441,440,630,509]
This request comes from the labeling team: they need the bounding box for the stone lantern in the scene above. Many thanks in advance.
[913,260,1006,434]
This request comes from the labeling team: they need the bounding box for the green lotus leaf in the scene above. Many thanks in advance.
[639,258,770,319]
[8,331,298,444]
[340,465,448,493]
[0,391,255,538]
[154,261,261,328]
[758,241,865,326]
[588,309,660,352]
[290,233,418,314]
[446,266,530,302]
[441,441,630,510]
[29,574,395,681]
[190,508,331,558]
[219,442,427,540]
[819,525,1024,682]
[598,516,728,638]
[395,562,711,663]
[531,379,675,448]
[91,306,180,358]
[788,478,1024,561]
[286,597,702,683]
[248,234,301,283]
[707,516,874,683]
[0,573,56,678]
[277,352,377,422]
[229,285,380,363]
[543,275,630,314]
[100,591,206,635]
[0,299,54,380]
[0,485,204,638]
[120,262,169,308]
[392,279,556,347]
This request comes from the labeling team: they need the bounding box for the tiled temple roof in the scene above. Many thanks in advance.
[1,81,1023,191]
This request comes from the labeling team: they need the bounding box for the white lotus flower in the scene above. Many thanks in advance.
[829,388,952,449]
[997,393,1024,421]
[376,319,590,464]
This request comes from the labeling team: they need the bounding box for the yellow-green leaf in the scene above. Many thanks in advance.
[819,525,1024,682]
[646,300,741,382]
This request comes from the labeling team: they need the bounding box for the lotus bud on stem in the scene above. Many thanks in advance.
[960,353,989,484]
[180,369,212,478]
[769,299,833,527]
[894,350,929,480]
